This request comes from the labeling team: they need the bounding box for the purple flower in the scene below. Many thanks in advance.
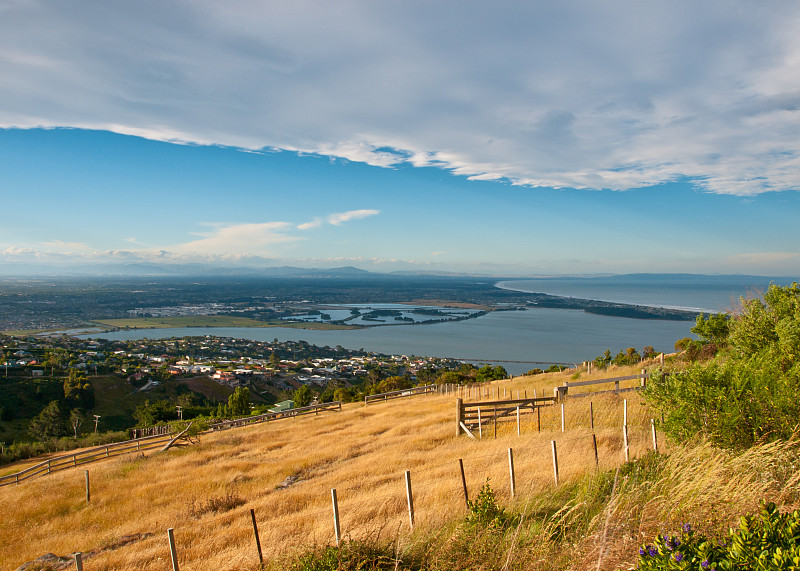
[682,523,692,533]
[701,561,709,569]
[648,546,657,557]
[674,552,683,562]
[639,547,646,556]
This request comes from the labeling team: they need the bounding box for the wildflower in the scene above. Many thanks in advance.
[648,546,657,557]
[682,523,692,533]
[639,547,647,556]
[674,552,684,562]
[701,561,709,569]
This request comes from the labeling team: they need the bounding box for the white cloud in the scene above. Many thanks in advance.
[1,2,800,195]
[299,209,379,230]
[40,240,91,252]
[170,222,298,256]
[327,209,380,226]
[297,218,323,230]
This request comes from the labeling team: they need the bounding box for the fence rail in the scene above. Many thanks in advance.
[456,397,557,437]
[0,432,176,487]
[364,385,437,405]
[207,401,342,431]
[556,370,649,400]
[1,402,343,487]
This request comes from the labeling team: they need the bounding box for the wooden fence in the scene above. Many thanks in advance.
[555,370,649,400]
[207,401,342,431]
[130,424,175,439]
[364,384,437,405]
[2,402,343,487]
[45,404,662,570]
[456,396,557,438]
[0,432,177,487]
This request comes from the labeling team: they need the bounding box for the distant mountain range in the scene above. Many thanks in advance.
[0,260,793,282]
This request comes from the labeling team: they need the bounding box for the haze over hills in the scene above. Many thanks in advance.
[0,259,794,282]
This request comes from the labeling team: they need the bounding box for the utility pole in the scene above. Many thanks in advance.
[93,415,101,433]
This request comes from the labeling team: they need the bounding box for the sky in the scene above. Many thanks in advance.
[1,1,799,277]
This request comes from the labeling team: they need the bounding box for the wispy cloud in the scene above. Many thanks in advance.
[298,209,379,230]
[170,222,298,256]
[40,240,91,252]
[2,2,799,195]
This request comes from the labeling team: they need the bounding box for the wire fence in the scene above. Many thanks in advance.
[26,392,661,570]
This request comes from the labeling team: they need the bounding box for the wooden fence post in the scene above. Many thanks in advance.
[551,441,559,486]
[405,470,415,529]
[74,553,84,571]
[561,403,565,432]
[459,459,469,509]
[331,489,341,546]
[651,419,658,452]
[623,424,629,462]
[641,368,647,387]
[456,399,463,437]
[493,405,497,439]
[537,406,541,433]
[168,528,179,571]
[516,406,520,436]
[623,399,628,427]
[592,434,599,468]
[85,470,90,505]
[590,401,594,431]
[250,508,263,565]
[508,448,516,499]
[477,408,482,439]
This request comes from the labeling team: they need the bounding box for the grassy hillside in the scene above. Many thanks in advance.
[2,364,798,570]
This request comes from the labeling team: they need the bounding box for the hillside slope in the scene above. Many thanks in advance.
[3,365,798,570]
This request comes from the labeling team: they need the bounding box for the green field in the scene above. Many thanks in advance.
[92,316,358,330]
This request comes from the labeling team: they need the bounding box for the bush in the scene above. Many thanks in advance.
[288,538,413,571]
[465,480,516,530]
[646,283,800,447]
[636,502,800,570]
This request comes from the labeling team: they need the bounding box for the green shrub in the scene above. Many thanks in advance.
[288,538,414,571]
[646,283,800,448]
[465,480,516,530]
[637,502,800,570]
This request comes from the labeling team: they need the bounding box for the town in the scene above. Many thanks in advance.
[0,332,509,464]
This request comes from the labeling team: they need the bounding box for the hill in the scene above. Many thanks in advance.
[3,363,798,570]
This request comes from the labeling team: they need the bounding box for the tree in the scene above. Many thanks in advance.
[29,401,66,441]
[293,385,313,408]
[691,312,731,345]
[227,387,251,416]
[69,408,84,438]
[379,375,411,392]
[133,399,175,426]
[64,369,94,408]
[269,352,281,367]
[476,365,507,383]
[332,387,352,403]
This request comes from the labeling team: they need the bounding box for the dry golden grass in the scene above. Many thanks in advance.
[2,363,786,570]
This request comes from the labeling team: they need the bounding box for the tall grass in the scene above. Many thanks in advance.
[1,364,796,570]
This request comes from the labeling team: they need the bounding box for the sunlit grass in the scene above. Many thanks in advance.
[2,363,796,570]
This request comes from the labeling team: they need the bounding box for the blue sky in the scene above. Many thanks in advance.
[1,1,799,276]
